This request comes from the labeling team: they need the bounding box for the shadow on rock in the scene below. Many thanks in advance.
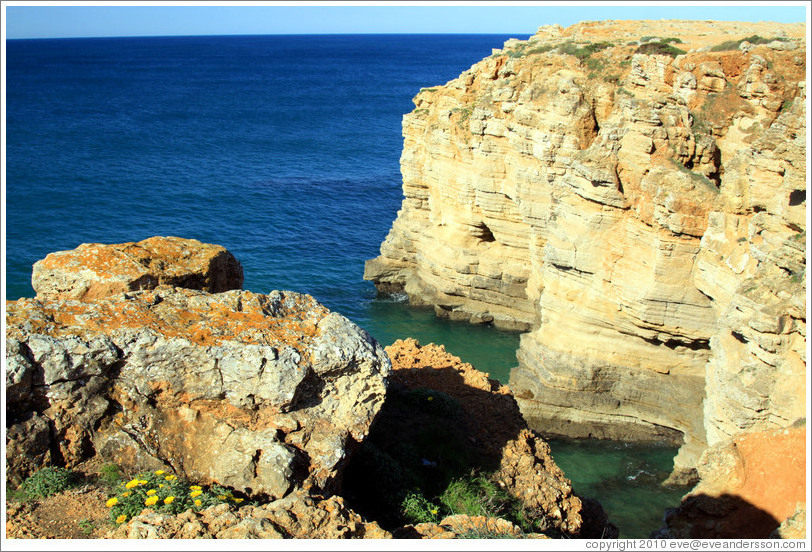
[656,493,781,539]
[341,338,617,538]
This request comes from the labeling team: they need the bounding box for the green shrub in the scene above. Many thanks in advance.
[404,388,462,419]
[710,35,789,52]
[401,491,442,524]
[634,42,687,57]
[20,467,80,499]
[105,469,244,525]
[454,527,522,539]
[558,41,613,61]
[526,44,555,56]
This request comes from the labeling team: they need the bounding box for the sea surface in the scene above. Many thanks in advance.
[5,34,685,537]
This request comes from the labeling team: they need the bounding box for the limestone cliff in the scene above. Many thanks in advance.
[364,20,807,475]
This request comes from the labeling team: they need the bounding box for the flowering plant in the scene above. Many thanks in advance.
[106,469,246,524]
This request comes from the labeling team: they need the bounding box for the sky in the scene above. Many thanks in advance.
[2,1,808,39]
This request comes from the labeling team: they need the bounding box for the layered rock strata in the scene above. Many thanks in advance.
[7,241,391,499]
[365,20,807,475]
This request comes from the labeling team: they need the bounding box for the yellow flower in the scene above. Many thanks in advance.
[190,490,203,498]
[164,496,175,504]
[106,497,118,507]
[145,496,159,506]
[164,475,176,481]
[217,495,227,500]
[155,470,165,475]
[190,485,202,491]
[116,514,128,524]
[139,480,148,485]
[125,479,140,489]
[233,498,244,503]
[427,396,434,401]
[430,508,439,515]
[194,499,202,507]
[146,489,157,496]
[159,484,164,488]
[121,492,130,498]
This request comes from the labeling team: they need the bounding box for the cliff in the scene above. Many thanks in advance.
[364,20,807,477]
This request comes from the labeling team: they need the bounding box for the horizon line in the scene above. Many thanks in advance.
[7,31,535,41]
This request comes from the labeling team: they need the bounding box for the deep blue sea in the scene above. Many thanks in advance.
[4,34,685,537]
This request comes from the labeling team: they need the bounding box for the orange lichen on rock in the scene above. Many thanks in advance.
[6,286,328,350]
[31,236,243,300]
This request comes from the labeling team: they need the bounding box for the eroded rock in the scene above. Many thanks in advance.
[655,426,807,538]
[31,236,244,300]
[343,338,617,538]
[106,491,392,539]
[6,283,391,498]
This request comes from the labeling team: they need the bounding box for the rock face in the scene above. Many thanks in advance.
[6,241,391,498]
[31,236,244,300]
[655,426,806,538]
[364,20,807,475]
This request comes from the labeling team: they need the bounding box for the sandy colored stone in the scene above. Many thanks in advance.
[31,236,244,300]
[365,20,806,476]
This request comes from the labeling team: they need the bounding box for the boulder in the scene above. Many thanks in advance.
[6,284,391,499]
[31,236,244,300]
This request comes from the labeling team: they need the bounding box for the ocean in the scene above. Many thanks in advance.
[4,34,685,537]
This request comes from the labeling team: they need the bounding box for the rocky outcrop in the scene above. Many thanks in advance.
[655,425,806,538]
[365,20,806,476]
[106,492,392,539]
[31,236,243,300]
[398,514,540,539]
[6,241,391,497]
[345,338,617,538]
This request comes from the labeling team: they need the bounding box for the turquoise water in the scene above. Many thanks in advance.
[363,299,521,381]
[6,34,685,536]
[547,439,688,538]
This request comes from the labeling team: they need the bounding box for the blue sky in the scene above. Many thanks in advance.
[3,2,808,39]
